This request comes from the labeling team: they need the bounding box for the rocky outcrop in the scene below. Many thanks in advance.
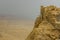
[26,5,60,40]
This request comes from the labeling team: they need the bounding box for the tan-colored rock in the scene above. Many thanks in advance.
[26,5,60,40]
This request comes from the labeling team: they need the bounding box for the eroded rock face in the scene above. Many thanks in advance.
[26,6,60,40]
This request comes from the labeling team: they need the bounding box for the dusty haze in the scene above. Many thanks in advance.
[0,0,60,40]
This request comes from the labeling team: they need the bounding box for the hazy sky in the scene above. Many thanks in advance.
[0,0,60,20]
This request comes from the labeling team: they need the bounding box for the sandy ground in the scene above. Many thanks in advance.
[0,19,34,40]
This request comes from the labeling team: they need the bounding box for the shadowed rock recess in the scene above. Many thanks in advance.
[26,5,60,40]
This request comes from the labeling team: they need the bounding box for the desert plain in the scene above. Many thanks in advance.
[0,19,34,40]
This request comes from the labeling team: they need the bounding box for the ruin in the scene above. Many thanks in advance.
[26,5,60,40]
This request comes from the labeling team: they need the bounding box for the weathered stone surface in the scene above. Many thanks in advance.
[26,5,60,40]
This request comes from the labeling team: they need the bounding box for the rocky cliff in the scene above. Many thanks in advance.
[26,5,60,40]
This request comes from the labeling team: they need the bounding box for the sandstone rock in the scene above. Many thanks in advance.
[26,5,60,40]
